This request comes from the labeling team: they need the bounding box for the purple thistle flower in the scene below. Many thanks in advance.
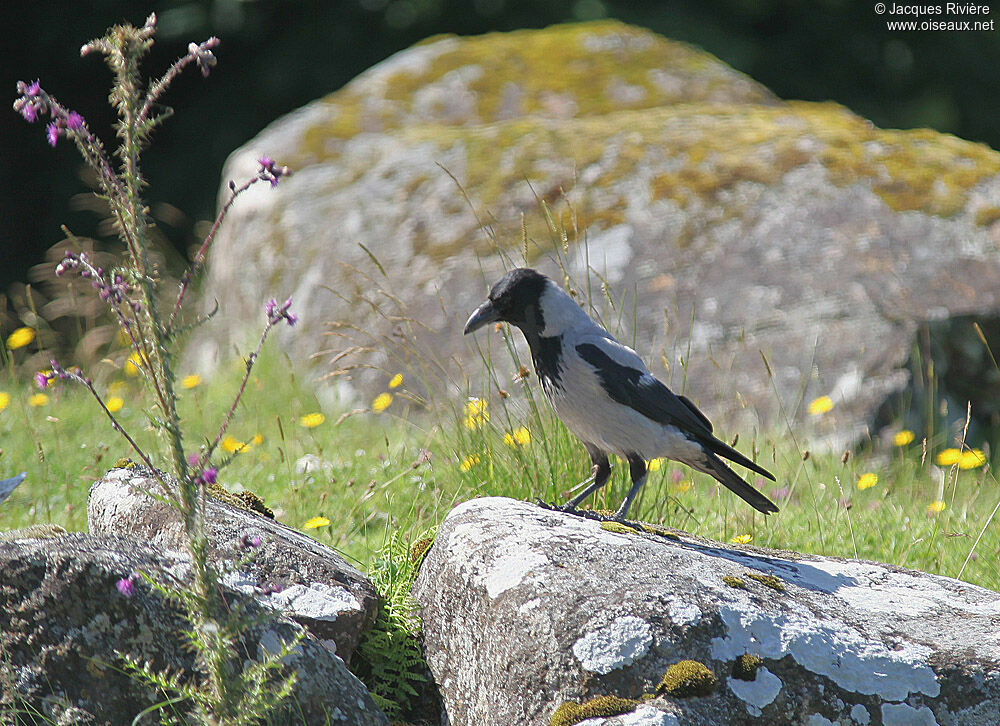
[46,122,59,147]
[33,371,50,390]
[201,467,217,485]
[187,453,200,466]
[240,532,263,549]
[66,111,84,130]
[116,574,137,597]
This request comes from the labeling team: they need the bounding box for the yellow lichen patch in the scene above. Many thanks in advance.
[657,660,717,698]
[600,521,636,535]
[731,654,764,682]
[410,536,434,565]
[745,572,786,592]
[722,575,748,590]
[235,489,274,519]
[550,695,639,726]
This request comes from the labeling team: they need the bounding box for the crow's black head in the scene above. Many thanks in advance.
[464,268,549,335]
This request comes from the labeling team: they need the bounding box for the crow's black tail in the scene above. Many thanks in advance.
[699,453,779,515]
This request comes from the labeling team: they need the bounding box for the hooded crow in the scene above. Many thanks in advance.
[464,268,778,521]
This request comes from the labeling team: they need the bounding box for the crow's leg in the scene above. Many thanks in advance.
[613,455,647,521]
[558,447,611,511]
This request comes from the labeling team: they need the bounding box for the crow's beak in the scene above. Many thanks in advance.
[463,300,500,335]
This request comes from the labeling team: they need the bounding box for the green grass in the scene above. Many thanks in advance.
[1,334,999,591]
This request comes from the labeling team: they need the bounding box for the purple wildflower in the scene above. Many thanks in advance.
[66,111,84,130]
[33,371,50,390]
[21,104,37,123]
[257,156,290,187]
[116,574,137,597]
[46,122,59,148]
[187,453,200,467]
[201,467,217,485]
[240,532,262,549]
[26,80,40,97]
[189,37,220,77]
[265,296,297,327]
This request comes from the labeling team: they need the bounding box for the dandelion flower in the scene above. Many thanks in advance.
[463,398,489,429]
[0,392,8,411]
[182,374,202,389]
[6,327,35,350]
[807,395,834,415]
[958,449,986,469]
[927,500,946,515]
[303,516,330,529]
[372,393,393,413]
[647,458,663,472]
[893,430,915,447]
[106,396,124,413]
[730,534,753,545]
[300,412,326,428]
[28,393,48,407]
[459,453,481,472]
[503,427,531,447]
[250,434,264,446]
[388,374,403,389]
[222,435,247,454]
[935,448,961,466]
[856,472,878,490]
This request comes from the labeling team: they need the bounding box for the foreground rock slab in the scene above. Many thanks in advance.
[88,465,378,662]
[0,533,388,725]
[413,497,1000,726]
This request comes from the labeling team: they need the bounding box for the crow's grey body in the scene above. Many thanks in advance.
[464,268,777,520]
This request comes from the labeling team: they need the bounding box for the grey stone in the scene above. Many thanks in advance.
[0,533,388,725]
[88,465,378,662]
[413,497,1000,726]
[191,20,1000,448]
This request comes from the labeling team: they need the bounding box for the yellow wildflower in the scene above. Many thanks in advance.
[893,430,915,447]
[503,427,531,447]
[372,393,393,413]
[182,374,202,389]
[222,435,247,454]
[647,458,663,472]
[0,392,9,411]
[674,479,693,493]
[927,500,946,515]
[807,395,834,415]
[250,434,264,446]
[730,534,753,545]
[106,396,124,413]
[28,393,48,407]
[124,351,144,377]
[958,449,986,470]
[388,374,403,389]
[463,398,489,429]
[303,516,330,529]
[6,327,35,350]
[300,412,326,428]
[935,448,961,466]
[459,453,481,472]
[856,472,878,490]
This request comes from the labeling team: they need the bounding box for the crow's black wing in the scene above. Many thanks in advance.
[575,341,774,481]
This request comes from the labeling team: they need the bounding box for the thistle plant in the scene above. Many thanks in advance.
[14,14,296,722]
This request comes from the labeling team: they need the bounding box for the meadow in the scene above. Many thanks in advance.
[2,324,998,593]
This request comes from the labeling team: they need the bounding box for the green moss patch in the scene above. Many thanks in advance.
[551,695,639,726]
[656,659,717,698]
[745,572,786,592]
[731,654,764,681]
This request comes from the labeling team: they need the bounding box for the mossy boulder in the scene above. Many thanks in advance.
[198,21,1000,446]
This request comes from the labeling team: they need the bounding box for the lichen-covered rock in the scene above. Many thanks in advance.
[412,497,1000,725]
[0,533,388,725]
[88,465,378,662]
[195,20,1000,448]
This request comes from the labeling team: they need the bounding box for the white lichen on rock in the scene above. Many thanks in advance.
[572,615,653,674]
